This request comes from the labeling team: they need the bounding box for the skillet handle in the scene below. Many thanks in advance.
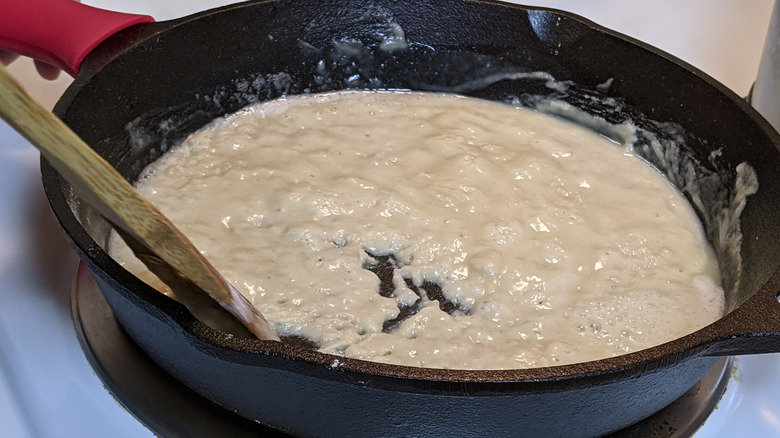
[703,273,780,356]
[0,0,154,77]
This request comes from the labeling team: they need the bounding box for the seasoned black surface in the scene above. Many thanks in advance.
[362,253,470,333]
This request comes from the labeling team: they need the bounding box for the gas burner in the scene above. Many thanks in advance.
[71,262,732,437]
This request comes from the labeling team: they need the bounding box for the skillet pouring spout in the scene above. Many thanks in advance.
[700,273,780,356]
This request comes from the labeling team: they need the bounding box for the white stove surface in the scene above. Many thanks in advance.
[1,1,778,437]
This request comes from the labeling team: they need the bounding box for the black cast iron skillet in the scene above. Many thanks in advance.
[36,0,780,436]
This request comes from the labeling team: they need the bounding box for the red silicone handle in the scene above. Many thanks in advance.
[0,0,154,77]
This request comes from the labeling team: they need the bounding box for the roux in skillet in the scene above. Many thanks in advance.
[110,91,724,369]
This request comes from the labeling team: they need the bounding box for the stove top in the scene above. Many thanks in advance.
[1,1,778,437]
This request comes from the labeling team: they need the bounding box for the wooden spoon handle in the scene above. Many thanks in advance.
[0,66,279,341]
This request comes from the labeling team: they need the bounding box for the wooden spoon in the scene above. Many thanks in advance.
[0,66,279,341]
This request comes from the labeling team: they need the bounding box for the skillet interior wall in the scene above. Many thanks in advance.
[53,0,780,314]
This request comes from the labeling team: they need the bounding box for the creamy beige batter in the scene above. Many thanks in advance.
[109,91,724,370]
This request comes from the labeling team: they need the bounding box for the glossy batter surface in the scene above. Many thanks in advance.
[110,91,724,369]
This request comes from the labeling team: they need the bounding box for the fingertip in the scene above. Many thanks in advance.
[34,60,61,80]
[0,50,21,66]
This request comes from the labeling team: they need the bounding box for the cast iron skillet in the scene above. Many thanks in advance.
[38,0,780,436]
